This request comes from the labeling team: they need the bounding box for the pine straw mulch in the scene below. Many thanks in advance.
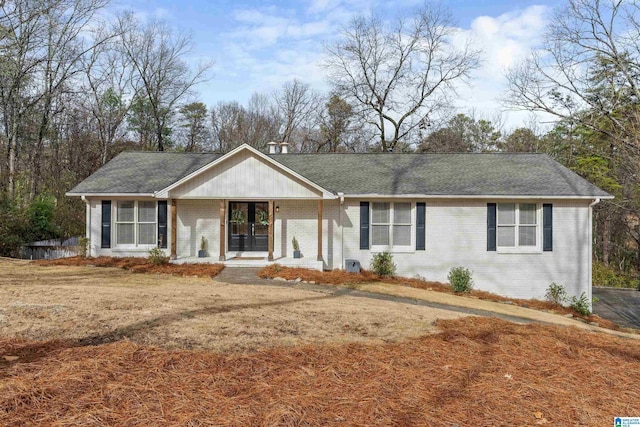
[35,256,225,278]
[1,316,639,426]
[258,265,620,329]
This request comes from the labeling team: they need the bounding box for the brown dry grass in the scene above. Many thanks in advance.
[258,264,618,328]
[2,316,639,426]
[0,259,466,352]
[36,256,225,278]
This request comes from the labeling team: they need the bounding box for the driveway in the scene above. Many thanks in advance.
[593,287,640,329]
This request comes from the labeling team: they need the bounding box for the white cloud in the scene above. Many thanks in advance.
[193,2,554,130]
[223,5,338,51]
[201,2,350,100]
[452,5,551,129]
[307,0,340,14]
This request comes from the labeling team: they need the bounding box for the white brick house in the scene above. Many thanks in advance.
[68,143,612,301]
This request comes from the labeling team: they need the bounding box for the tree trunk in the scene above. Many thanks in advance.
[602,213,610,266]
[157,121,164,151]
[31,102,51,200]
[7,121,18,198]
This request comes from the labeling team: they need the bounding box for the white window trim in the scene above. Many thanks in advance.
[497,202,542,254]
[113,200,157,248]
[370,201,415,253]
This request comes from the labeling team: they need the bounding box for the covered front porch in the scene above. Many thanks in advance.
[167,198,329,269]
[155,144,336,269]
[171,252,324,270]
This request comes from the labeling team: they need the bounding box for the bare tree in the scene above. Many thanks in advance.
[273,79,320,151]
[0,0,111,197]
[210,101,246,152]
[211,93,280,152]
[1,0,60,197]
[246,92,280,150]
[503,0,640,268]
[119,15,212,151]
[81,14,137,164]
[504,0,640,148]
[324,5,481,152]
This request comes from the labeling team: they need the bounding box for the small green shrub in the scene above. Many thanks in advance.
[148,247,169,265]
[592,261,636,288]
[447,266,474,293]
[292,237,300,251]
[78,237,90,258]
[371,252,396,277]
[570,292,591,316]
[544,282,568,305]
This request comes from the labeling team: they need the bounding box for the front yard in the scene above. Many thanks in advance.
[2,258,640,425]
[0,258,465,352]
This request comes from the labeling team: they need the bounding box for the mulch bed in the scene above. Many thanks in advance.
[258,265,621,329]
[35,256,225,278]
[1,316,639,426]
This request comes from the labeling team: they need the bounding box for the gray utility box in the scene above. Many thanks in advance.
[345,259,361,273]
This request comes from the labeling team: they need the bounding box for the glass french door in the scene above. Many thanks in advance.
[228,202,269,251]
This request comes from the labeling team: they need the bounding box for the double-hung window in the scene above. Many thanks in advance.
[115,201,156,246]
[371,202,413,250]
[497,203,538,249]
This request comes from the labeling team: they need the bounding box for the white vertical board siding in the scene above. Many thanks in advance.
[274,199,340,269]
[176,199,219,258]
[341,199,591,300]
[170,150,321,199]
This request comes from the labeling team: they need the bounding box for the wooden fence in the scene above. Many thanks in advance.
[21,237,80,260]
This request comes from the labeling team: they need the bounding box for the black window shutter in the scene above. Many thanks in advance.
[487,203,496,251]
[416,202,426,250]
[101,201,111,248]
[158,201,168,248]
[543,204,553,251]
[360,202,370,249]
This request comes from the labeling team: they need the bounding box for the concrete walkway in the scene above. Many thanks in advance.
[214,268,640,339]
[214,268,534,323]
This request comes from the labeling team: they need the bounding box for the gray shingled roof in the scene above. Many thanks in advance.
[273,153,611,197]
[68,150,611,198]
[68,152,219,194]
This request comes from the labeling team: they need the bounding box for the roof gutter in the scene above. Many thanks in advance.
[65,192,156,198]
[342,194,614,200]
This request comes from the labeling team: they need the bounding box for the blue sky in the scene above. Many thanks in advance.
[111,0,559,129]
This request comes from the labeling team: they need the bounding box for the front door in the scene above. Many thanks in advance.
[228,202,269,252]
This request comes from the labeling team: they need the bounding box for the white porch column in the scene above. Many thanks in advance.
[219,200,226,261]
[170,199,177,260]
[268,200,274,261]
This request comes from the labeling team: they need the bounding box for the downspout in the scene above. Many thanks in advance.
[81,196,91,257]
[338,192,344,270]
[588,198,601,310]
